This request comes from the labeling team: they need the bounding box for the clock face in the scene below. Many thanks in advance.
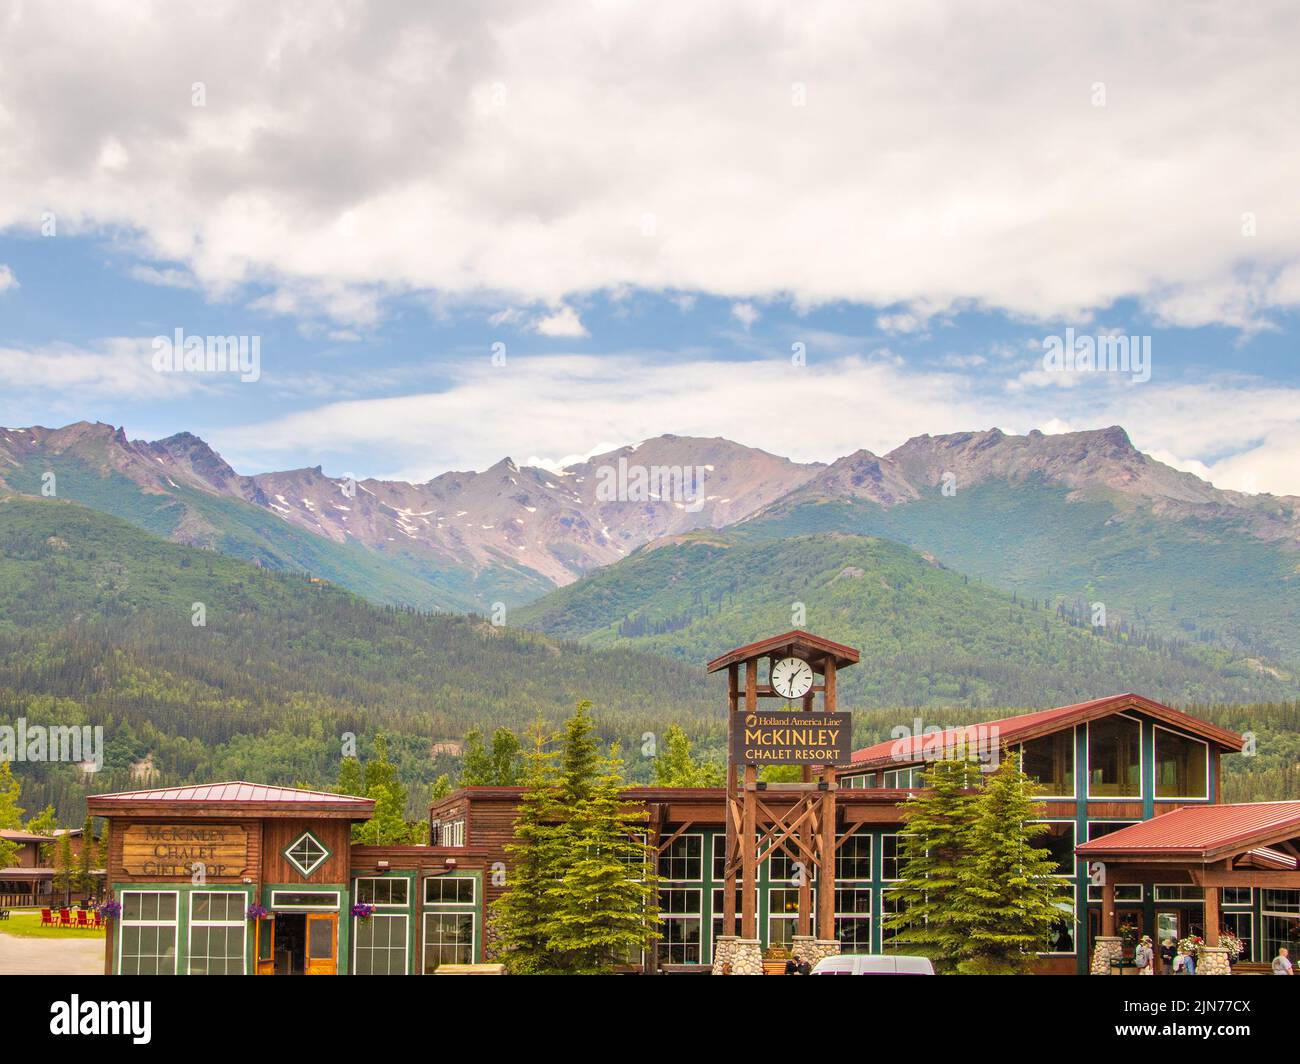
[771,656,815,700]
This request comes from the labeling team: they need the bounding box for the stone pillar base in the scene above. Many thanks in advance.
[790,935,841,970]
[1196,946,1231,975]
[712,936,763,975]
[1090,935,1125,975]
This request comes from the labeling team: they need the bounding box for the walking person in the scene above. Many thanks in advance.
[1273,947,1294,975]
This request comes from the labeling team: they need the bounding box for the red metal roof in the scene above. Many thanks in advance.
[706,630,860,673]
[87,781,371,806]
[848,693,1244,769]
[1075,802,1300,861]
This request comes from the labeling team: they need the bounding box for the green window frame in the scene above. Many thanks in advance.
[118,890,179,975]
[188,891,247,976]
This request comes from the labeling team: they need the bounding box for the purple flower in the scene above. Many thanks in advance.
[247,903,270,920]
[351,902,376,920]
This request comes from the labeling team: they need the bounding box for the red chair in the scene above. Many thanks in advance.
[58,908,71,928]
[76,910,89,928]
[40,909,53,927]
[92,911,104,929]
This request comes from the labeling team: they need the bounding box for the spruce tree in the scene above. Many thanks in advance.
[654,724,723,787]
[491,719,563,973]
[543,741,658,973]
[882,756,982,969]
[75,815,95,897]
[955,749,1073,974]
[53,832,74,905]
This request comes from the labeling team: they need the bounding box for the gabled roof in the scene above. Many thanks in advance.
[86,781,374,818]
[1075,801,1300,862]
[0,829,52,844]
[848,693,1243,770]
[706,630,860,673]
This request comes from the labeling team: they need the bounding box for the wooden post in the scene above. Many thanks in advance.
[816,656,838,938]
[1101,879,1116,936]
[1204,885,1220,947]
[723,664,738,938]
[741,659,758,941]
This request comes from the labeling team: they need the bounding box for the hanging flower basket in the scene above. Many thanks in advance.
[247,903,270,921]
[97,900,122,920]
[1177,934,1205,957]
[351,902,376,921]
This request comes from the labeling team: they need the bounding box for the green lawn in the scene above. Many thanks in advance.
[0,909,106,939]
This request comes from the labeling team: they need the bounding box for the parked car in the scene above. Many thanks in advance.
[810,954,935,975]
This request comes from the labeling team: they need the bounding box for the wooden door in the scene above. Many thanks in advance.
[255,917,275,975]
[305,913,337,975]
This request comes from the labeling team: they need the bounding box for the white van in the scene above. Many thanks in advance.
[809,954,935,975]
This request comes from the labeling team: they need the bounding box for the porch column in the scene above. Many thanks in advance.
[1204,885,1219,946]
[1101,879,1116,936]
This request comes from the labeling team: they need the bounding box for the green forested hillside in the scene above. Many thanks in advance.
[744,479,1300,662]
[514,530,1298,708]
[2,453,552,612]
[0,496,719,821]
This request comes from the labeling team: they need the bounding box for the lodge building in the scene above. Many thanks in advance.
[84,632,1300,975]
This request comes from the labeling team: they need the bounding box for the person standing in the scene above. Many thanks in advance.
[797,955,812,976]
[1134,935,1154,975]
[785,954,800,975]
[1160,938,1177,974]
[1273,947,1294,975]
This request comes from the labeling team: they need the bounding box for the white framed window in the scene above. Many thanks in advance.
[657,833,703,881]
[1223,911,1253,963]
[188,891,247,975]
[424,875,476,907]
[1088,882,1143,902]
[709,886,759,951]
[1041,902,1076,955]
[880,888,909,950]
[269,889,340,911]
[118,890,179,975]
[1086,714,1143,799]
[1222,887,1253,907]
[833,886,871,955]
[355,877,409,907]
[881,833,908,881]
[1154,885,1204,902]
[836,829,873,881]
[355,913,409,975]
[422,911,474,972]
[766,886,811,949]
[439,819,466,847]
[659,887,702,963]
[1034,821,1076,877]
[283,830,330,877]
[882,766,924,789]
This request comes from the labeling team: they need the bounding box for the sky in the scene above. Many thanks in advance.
[1,0,1298,494]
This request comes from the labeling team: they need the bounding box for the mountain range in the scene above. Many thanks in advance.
[2,419,1297,664]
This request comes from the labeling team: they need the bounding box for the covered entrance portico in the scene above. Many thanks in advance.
[1078,801,1300,974]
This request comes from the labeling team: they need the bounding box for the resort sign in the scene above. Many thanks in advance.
[731,710,853,765]
[121,824,249,878]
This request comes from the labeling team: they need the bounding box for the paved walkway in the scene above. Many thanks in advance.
[0,931,103,975]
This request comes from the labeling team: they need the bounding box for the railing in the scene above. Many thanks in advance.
[0,893,39,908]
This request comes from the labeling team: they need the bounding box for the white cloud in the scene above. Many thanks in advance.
[2,2,1299,327]
[0,338,209,402]
[0,264,17,293]
[532,305,588,338]
[731,302,760,329]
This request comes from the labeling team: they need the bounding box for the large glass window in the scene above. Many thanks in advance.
[119,891,178,975]
[880,889,908,950]
[710,887,757,948]
[424,876,475,906]
[1020,731,1074,797]
[658,888,702,963]
[422,912,473,971]
[657,834,702,881]
[356,877,409,907]
[1154,729,1208,799]
[836,830,872,881]
[356,913,409,975]
[188,891,246,975]
[1223,912,1253,963]
[766,887,807,949]
[1036,822,1076,877]
[881,834,907,881]
[1043,903,1076,955]
[833,887,871,955]
[1088,716,1141,797]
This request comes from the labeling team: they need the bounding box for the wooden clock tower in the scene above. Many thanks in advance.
[705,630,859,971]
